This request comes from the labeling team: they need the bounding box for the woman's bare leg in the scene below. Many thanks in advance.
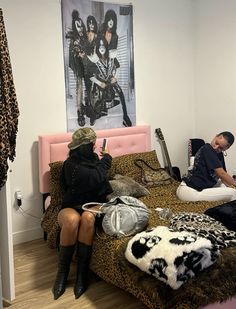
[53,208,80,299]
[74,211,96,298]
[58,208,81,245]
[78,211,96,245]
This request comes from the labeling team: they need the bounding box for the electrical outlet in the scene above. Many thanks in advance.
[15,190,22,207]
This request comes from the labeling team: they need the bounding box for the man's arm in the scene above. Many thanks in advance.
[215,167,236,187]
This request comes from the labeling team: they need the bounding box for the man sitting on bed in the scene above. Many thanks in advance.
[177,131,236,202]
[52,127,113,300]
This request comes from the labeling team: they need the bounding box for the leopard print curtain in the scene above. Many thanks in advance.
[0,9,19,189]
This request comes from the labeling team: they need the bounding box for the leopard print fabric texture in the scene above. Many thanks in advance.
[0,9,19,189]
[42,154,236,308]
[169,212,236,249]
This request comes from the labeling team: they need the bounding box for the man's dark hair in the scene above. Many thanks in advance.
[71,10,87,38]
[102,9,117,33]
[87,15,98,34]
[218,131,235,146]
[96,36,109,59]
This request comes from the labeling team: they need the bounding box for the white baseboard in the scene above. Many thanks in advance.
[13,227,43,245]
[3,298,12,307]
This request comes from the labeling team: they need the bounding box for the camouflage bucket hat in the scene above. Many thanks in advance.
[68,127,97,150]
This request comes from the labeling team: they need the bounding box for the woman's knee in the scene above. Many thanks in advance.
[80,211,96,229]
[58,208,80,229]
[176,184,189,200]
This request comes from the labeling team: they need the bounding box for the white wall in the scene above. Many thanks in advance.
[0,0,195,244]
[194,0,236,174]
[134,0,195,168]
[0,181,15,301]
[0,0,67,244]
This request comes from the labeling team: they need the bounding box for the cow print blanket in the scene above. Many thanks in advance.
[125,226,219,289]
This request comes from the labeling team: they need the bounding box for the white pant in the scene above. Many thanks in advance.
[176,181,236,202]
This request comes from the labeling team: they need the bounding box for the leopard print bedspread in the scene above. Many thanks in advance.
[0,9,19,189]
[90,183,236,309]
[42,182,236,308]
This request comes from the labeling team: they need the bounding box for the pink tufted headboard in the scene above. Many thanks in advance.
[38,125,151,194]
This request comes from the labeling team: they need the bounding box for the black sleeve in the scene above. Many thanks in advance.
[100,154,112,170]
[81,154,112,189]
[86,59,98,79]
[64,155,111,192]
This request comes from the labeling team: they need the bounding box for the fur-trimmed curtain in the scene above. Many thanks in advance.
[0,9,19,190]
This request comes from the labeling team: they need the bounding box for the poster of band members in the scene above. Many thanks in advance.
[61,0,136,131]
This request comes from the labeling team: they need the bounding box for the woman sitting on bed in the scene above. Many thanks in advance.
[177,131,236,202]
[52,127,113,300]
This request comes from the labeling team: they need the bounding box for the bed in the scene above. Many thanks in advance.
[38,125,236,309]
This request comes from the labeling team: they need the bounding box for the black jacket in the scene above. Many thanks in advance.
[61,153,113,209]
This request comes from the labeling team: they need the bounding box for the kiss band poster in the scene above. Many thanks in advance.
[61,0,136,131]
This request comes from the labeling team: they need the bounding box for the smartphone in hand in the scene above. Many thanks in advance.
[102,138,107,151]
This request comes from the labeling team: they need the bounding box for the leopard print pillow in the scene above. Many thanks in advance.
[109,150,161,182]
[49,161,64,206]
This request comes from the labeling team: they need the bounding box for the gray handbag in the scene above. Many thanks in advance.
[82,196,150,237]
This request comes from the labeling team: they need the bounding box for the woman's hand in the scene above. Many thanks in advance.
[100,149,109,157]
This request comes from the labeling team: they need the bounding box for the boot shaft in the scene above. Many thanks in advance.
[76,242,92,276]
[74,242,92,299]
[76,242,92,263]
[52,244,76,300]
[58,244,75,269]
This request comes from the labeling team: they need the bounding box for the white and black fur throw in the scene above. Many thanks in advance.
[125,226,219,289]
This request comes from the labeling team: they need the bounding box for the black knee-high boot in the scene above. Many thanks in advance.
[74,242,92,299]
[52,244,75,300]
